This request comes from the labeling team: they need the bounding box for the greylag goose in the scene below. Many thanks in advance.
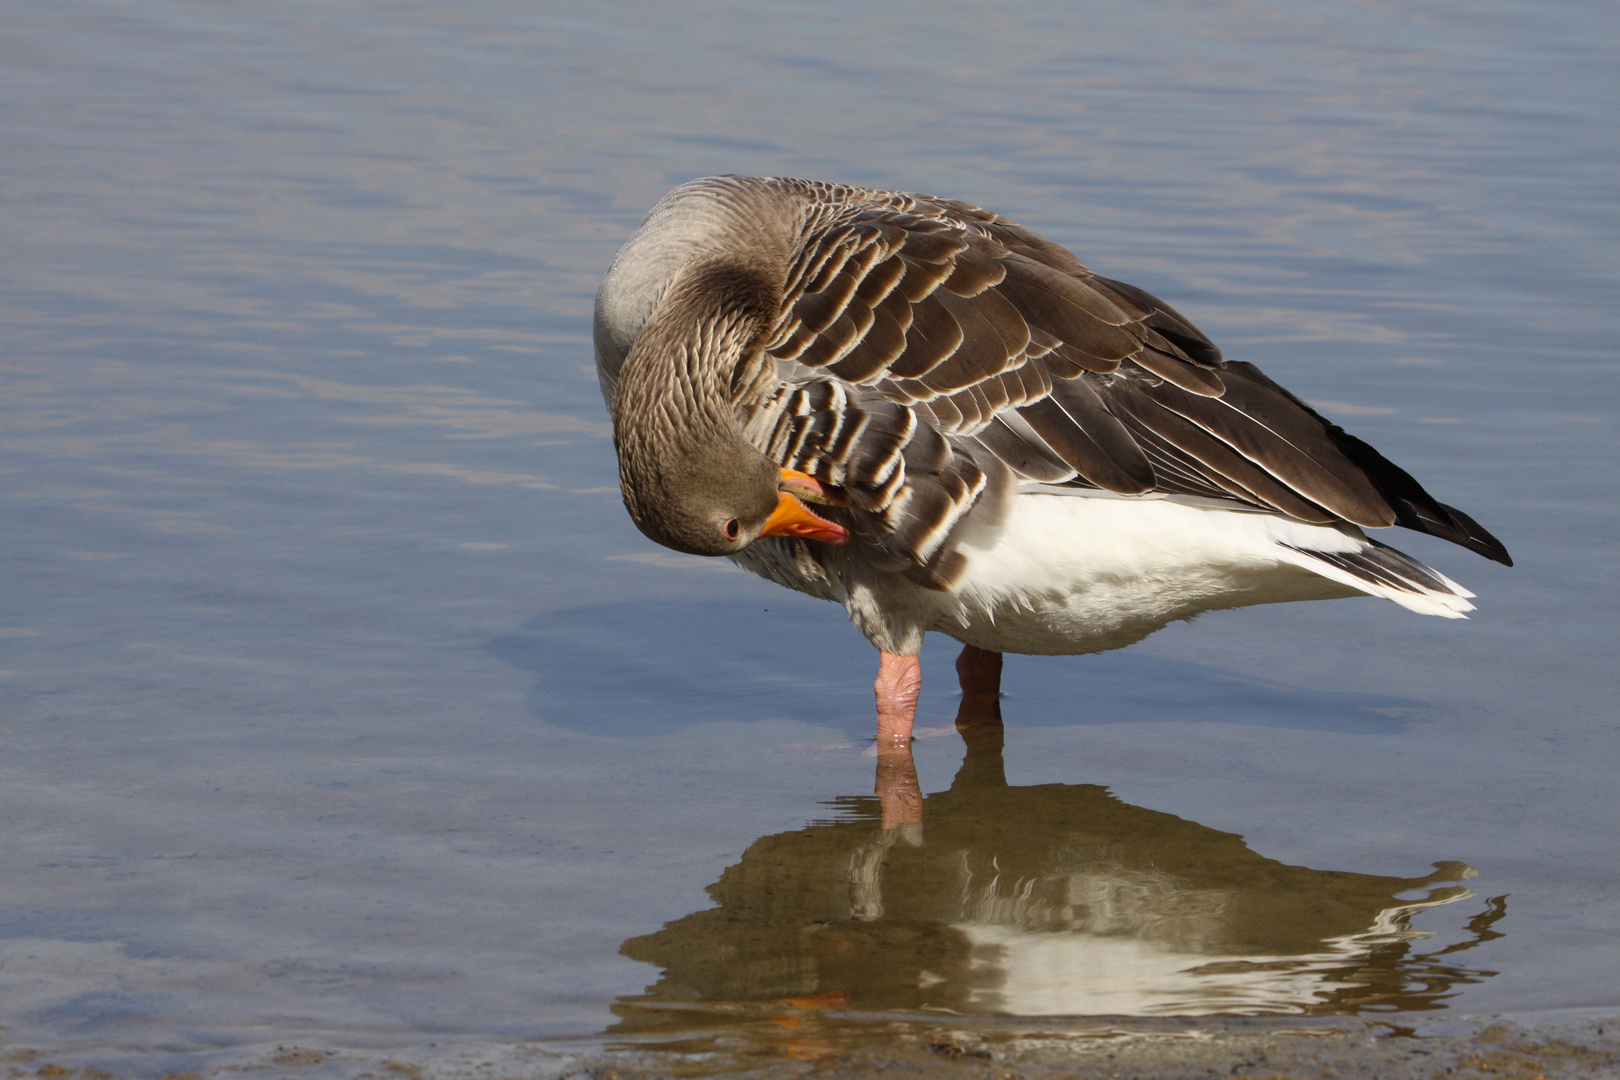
[594,176,1510,750]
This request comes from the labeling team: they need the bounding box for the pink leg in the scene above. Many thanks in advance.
[874,650,921,750]
[953,644,1004,730]
[873,651,923,828]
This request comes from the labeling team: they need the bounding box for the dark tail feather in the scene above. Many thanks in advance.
[1226,363,1513,567]
[1325,429,1513,567]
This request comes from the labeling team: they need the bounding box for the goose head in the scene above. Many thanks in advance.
[608,258,849,557]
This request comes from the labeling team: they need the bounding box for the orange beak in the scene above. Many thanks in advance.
[760,490,849,545]
[777,468,846,506]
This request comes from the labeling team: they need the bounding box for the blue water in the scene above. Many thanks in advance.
[1,0,1616,1070]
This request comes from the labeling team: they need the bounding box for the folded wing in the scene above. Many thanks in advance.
[738,188,1511,573]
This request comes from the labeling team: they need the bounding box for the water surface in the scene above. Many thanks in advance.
[1,0,1616,1071]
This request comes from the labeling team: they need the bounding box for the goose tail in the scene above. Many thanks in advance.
[1280,538,1476,619]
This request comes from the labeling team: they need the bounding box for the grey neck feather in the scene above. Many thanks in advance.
[593,177,805,412]
[609,256,782,541]
[597,178,811,555]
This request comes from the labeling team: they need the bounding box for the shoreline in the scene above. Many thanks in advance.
[6,1014,1616,1080]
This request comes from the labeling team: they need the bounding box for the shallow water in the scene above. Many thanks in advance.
[1,0,1617,1070]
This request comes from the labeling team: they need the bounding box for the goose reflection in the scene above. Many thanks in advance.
[613,729,1502,1033]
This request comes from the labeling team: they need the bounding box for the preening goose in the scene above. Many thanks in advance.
[594,176,1510,753]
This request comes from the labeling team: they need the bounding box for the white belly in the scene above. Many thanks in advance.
[733,492,1436,657]
[931,493,1361,656]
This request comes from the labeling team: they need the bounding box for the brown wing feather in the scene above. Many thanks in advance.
[747,191,1510,569]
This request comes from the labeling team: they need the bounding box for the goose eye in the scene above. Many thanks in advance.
[723,518,740,541]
